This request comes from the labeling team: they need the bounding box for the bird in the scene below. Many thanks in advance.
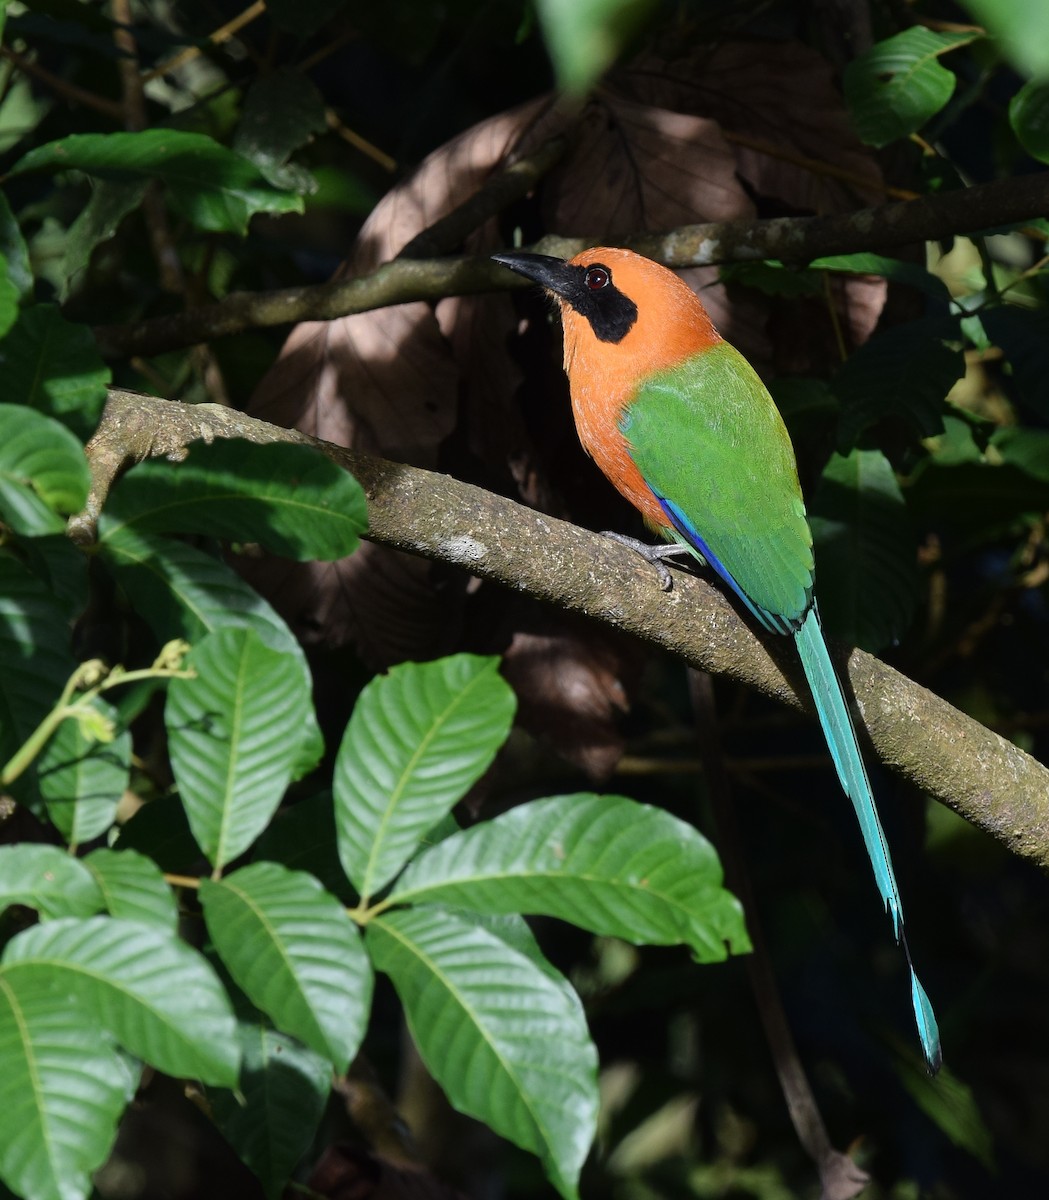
[492,246,941,1072]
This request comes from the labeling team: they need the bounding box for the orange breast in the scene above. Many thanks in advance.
[559,248,722,531]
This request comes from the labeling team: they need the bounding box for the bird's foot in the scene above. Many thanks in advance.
[599,531,690,591]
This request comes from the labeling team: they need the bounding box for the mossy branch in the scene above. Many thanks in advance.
[72,389,1049,873]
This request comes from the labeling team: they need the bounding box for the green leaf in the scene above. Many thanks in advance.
[891,1036,995,1169]
[38,698,129,845]
[2,916,240,1086]
[810,253,950,299]
[98,528,324,778]
[843,28,977,147]
[367,908,598,1200]
[0,258,18,341]
[9,131,304,235]
[809,450,917,653]
[0,556,77,792]
[389,794,749,961]
[0,306,109,439]
[534,0,655,93]
[832,317,964,449]
[0,404,91,537]
[0,971,137,1200]
[959,0,1049,79]
[166,628,314,870]
[334,655,516,900]
[59,179,148,301]
[210,1018,332,1200]
[719,260,823,298]
[233,69,326,192]
[200,862,372,1072]
[990,426,1049,482]
[0,190,33,300]
[102,438,366,561]
[1010,80,1049,162]
[979,305,1049,420]
[19,535,89,625]
[83,848,179,932]
[0,844,104,920]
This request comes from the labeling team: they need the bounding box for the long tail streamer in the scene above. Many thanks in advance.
[795,604,942,1072]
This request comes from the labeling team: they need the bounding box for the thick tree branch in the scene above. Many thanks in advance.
[73,390,1049,874]
[93,171,1049,359]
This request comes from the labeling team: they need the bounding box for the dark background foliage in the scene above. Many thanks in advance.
[4,0,1049,1197]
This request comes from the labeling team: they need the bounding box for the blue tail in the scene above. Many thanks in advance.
[795,605,942,1073]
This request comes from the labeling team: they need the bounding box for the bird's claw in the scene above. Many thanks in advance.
[600,530,680,590]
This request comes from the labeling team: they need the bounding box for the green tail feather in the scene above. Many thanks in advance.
[795,604,942,1072]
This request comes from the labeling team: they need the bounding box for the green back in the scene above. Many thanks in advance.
[619,341,814,627]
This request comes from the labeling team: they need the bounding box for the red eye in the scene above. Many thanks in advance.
[585,266,609,290]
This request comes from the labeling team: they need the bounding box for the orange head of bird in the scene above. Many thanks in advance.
[491,246,721,390]
[492,247,723,528]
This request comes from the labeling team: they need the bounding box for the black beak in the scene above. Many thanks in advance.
[491,252,575,300]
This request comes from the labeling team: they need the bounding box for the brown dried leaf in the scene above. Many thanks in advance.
[618,38,886,213]
[244,98,567,661]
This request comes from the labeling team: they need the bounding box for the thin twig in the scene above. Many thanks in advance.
[140,0,267,83]
[688,671,870,1200]
[0,45,124,120]
[325,109,396,172]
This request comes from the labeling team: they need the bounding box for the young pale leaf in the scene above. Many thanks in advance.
[0,306,109,439]
[210,1019,332,1200]
[390,794,749,961]
[83,848,179,932]
[367,908,598,1200]
[0,971,138,1200]
[0,404,91,537]
[3,916,239,1086]
[38,698,129,845]
[8,131,303,235]
[843,28,976,147]
[534,0,655,94]
[166,628,314,870]
[200,862,372,1072]
[0,556,77,781]
[102,439,366,561]
[0,845,104,920]
[809,450,917,654]
[959,0,1049,79]
[832,317,964,450]
[99,527,324,778]
[334,655,516,900]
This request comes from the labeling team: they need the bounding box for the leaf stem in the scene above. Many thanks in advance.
[0,642,195,787]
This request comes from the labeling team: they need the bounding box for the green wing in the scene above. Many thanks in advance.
[619,341,814,630]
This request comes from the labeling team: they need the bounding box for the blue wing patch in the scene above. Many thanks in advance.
[656,495,801,636]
